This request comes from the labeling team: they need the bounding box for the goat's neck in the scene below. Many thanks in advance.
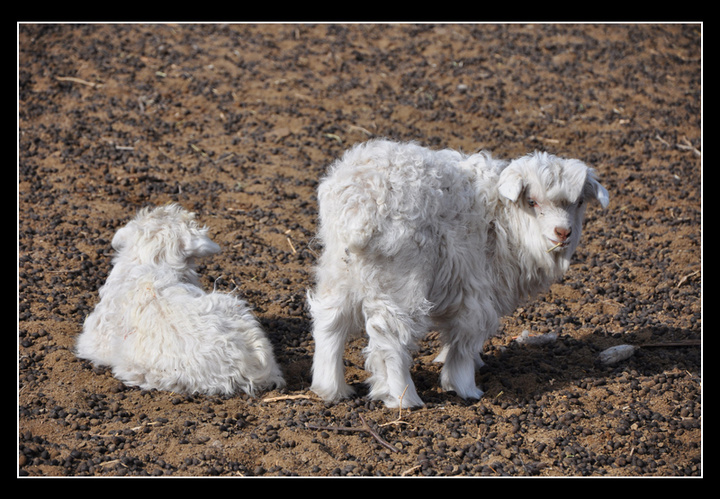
[487,216,565,312]
[109,257,202,287]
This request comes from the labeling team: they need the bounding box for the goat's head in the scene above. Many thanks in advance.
[111,204,221,268]
[497,152,609,259]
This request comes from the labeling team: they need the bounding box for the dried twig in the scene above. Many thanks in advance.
[656,134,701,156]
[655,134,671,147]
[347,124,373,137]
[358,414,398,453]
[379,385,413,429]
[546,241,564,253]
[324,133,342,143]
[640,339,701,348]
[676,269,700,288]
[677,137,701,157]
[306,413,399,453]
[189,143,209,158]
[401,464,422,476]
[55,75,101,88]
[91,421,162,438]
[98,459,124,468]
[600,340,700,364]
[262,393,317,403]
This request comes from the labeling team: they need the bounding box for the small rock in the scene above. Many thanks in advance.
[599,344,636,365]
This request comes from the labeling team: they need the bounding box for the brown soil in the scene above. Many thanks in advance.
[18,23,701,477]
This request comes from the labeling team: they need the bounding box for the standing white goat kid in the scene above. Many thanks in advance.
[76,204,285,396]
[308,139,609,408]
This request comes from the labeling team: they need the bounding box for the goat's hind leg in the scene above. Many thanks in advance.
[308,292,359,402]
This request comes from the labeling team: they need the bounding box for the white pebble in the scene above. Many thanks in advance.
[515,330,558,345]
[599,344,636,365]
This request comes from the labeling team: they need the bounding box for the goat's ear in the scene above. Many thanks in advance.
[497,168,524,202]
[185,229,221,257]
[586,173,610,209]
[111,225,132,251]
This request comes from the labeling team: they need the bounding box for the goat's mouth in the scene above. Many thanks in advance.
[546,239,569,253]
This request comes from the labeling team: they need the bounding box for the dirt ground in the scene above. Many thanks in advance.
[18,23,702,477]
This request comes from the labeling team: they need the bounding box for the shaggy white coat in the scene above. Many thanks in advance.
[75,204,285,396]
[308,139,609,408]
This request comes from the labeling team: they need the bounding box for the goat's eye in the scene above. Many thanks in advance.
[527,198,537,207]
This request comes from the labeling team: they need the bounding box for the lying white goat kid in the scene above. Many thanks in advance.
[76,204,285,397]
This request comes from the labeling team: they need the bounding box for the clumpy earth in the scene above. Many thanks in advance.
[18,23,701,477]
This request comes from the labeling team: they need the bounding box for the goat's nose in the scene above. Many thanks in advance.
[554,227,572,241]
